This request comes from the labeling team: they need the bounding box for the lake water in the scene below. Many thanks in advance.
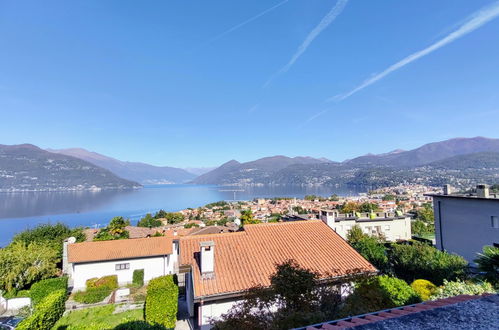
[0,184,366,246]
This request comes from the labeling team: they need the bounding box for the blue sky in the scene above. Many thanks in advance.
[1,0,499,167]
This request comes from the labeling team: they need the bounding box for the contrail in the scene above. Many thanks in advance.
[328,1,499,102]
[265,0,350,87]
[200,0,290,48]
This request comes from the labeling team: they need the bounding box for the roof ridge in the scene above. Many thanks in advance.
[179,231,247,240]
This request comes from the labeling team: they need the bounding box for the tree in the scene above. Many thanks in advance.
[359,202,381,213]
[0,241,59,293]
[154,209,168,219]
[416,203,434,224]
[165,212,185,224]
[240,210,259,225]
[94,216,130,241]
[340,202,359,213]
[382,194,396,201]
[137,213,163,228]
[351,237,388,273]
[411,220,432,237]
[346,225,368,244]
[212,260,345,330]
[474,245,499,285]
[330,194,339,201]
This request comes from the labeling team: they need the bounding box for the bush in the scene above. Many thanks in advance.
[73,287,112,304]
[351,236,388,272]
[133,269,144,287]
[431,279,495,299]
[87,275,118,290]
[474,245,499,285]
[342,275,420,316]
[16,289,66,330]
[410,279,437,301]
[30,277,68,306]
[389,242,467,285]
[114,321,167,329]
[145,275,178,328]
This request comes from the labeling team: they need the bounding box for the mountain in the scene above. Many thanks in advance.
[0,144,140,192]
[346,137,499,167]
[183,167,217,176]
[191,156,331,185]
[48,148,196,184]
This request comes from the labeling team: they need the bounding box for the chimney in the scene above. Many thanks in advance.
[200,241,215,277]
[443,184,452,195]
[62,236,76,275]
[476,184,490,198]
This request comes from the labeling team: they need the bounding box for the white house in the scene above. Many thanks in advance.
[65,236,178,290]
[319,210,412,241]
[178,220,377,329]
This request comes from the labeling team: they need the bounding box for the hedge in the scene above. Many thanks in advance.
[145,275,178,328]
[30,276,68,306]
[431,279,495,299]
[73,287,112,304]
[16,289,66,330]
[86,275,118,290]
[133,269,144,287]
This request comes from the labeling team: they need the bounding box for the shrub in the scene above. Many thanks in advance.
[431,279,495,299]
[351,236,388,272]
[410,279,437,301]
[16,289,66,330]
[474,245,499,285]
[30,276,68,306]
[114,321,167,329]
[87,275,118,290]
[73,287,112,304]
[342,275,420,316]
[133,269,144,287]
[389,242,467,285]
[145,275,178,328]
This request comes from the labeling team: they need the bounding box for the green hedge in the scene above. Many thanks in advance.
[145,275,178,328]
[133,269,144,287]
[86,275,118,290]
[30,276,68,306]
[73,287,112,304]
[16,289,66,330]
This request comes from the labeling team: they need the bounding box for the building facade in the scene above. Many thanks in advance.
[319,210,411,241]
[429,184,499,263]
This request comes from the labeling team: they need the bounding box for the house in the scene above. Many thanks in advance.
[319,210,411,241]
[178,220,377,329]
[427,184,499,263]
[64,236,178,290]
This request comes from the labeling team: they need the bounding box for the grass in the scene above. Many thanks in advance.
[53,304,143,330]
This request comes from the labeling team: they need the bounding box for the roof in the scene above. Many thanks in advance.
[298,294,498,329]
[426,193,499,201]
[179,220,376,299]
[68,236,173,263]
[83,226,166,241]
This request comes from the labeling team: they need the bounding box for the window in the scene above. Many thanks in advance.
[115,263,130,270]
[492,216,499,229]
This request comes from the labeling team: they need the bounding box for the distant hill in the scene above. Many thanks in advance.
[48,148,196,184]
[346,137,499,167]
[0,144,140,192]
[191,156,331,185]
[183,167,217,176]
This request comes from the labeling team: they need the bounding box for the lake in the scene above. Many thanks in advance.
[0,184,366,246]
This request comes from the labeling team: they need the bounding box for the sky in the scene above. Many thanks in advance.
[1,0,499,167]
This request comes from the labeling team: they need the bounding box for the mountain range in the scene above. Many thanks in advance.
[192,137,499,189]
[2,137,499,191]
[48,148,196,185]
[0,144,140,192]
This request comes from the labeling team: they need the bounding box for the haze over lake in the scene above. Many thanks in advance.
[0,184,366,246]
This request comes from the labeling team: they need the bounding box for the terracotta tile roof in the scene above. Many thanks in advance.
[300,294,494,329]
[179,220,376,299]
[68,236,173,263]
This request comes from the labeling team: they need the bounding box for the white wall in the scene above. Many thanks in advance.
[72,254,174,290]
[199,299,243,330]
[5,297,31,311]
[331,218,411,241]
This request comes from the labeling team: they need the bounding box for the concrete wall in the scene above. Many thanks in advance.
[72,254,174,290]
[433,196,499,263]
[199,298,243,330]
[0,297,31,312]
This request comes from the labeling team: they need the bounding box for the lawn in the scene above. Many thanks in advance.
[53,304,143,330]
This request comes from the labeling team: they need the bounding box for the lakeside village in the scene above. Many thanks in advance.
[0,183,498,329]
